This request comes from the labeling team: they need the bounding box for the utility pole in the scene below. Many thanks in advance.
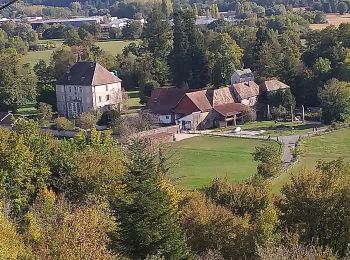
[291,105,294,122]
[267,104,271,120]
[302,105,305,123]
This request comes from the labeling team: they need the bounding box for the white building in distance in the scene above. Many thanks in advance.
[56,62,122,118]
[231,68,255,84]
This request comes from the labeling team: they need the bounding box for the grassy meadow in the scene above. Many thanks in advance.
[309,13,350,30]
[24,39,134,65]
[271,128,350,193]
[169,135,279,190]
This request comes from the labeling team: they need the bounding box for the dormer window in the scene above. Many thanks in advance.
[68,76,72,81]
[153,98,158,103]
[81,76,86,82]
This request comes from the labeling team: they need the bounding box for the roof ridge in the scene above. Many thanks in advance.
[91,62,98,86]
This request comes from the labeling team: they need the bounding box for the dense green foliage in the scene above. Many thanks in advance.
[110,139,191,259]
[1,119,350,258]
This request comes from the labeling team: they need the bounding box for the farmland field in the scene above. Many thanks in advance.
[271,128,350,193]
[310,13,350,30]
[169,135,280,190]
[24,39,135,65]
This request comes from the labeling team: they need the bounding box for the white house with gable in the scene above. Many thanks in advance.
[231,68,255,84]
[56,61,122,118]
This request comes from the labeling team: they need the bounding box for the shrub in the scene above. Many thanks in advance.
[252,143,282,179]
[140,80,160,104]
[37,102,53,126]
[77,112,97,130]
[242,106,256,123]
[55,117,73,131]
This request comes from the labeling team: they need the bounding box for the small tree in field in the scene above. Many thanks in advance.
[252,143,282,179]
[37,102,53,126]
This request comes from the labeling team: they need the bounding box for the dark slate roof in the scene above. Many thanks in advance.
[146,87,187,115]
[56,62,121,86]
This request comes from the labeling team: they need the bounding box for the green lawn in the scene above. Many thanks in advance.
[126,90,143,114]
[169,135,279,190]
[16,104,37,115]
[271,128,350,194]
[216,120,323,136]
[24,40,135,65]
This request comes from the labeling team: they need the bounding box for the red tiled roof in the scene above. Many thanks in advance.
[260,79,289,92]
[208,87,236,107]
[186,90,212,112]
[214,103,248,117]
[146,87,187,115]
[57,62,121,86]
[232,81,260,100]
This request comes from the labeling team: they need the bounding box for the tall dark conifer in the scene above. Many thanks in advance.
[170,10,209,89]
[110,138,191,259]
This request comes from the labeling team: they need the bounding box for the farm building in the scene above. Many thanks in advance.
[146,69,291,130]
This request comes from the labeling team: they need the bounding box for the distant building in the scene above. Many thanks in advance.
[100,18,129,33]
[231,68,255,84]
[56,62,122,118]
[30,16,104,29]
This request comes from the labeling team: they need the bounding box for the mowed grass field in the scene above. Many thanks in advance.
[24,39,134,65]
[310,13,350,30]
[271,128,350,193]
[169,135,279,190]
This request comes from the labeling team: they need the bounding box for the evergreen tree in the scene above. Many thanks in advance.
[110,138,191,259]
[170,10,209,88]
[141,9,172,84]
[161,0,173,18]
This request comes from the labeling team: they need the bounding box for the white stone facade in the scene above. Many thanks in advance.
[56,82,122,118]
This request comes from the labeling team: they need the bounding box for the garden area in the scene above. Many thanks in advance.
[169,135,279,190]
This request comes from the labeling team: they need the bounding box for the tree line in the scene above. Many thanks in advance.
[0,120,349,259]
